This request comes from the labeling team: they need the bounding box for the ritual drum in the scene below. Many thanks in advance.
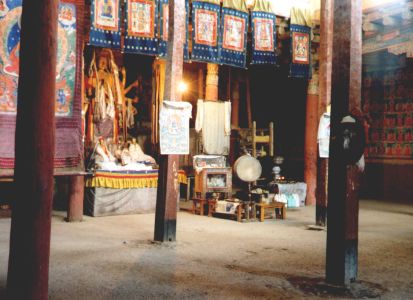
[234,155,262,183]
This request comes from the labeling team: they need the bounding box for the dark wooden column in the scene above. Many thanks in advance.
[7,0,58,299]
[154,0,185,242]
[316,0,334,226]
[326,0,362,286]
[67,176,84,222]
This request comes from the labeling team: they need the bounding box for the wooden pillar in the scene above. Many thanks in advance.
[198,68,204,99]
[154,0,185,242]
[326,0,362,286]
[316,0,334,226]
[246,74,252,128]
[304,75,319,205]
[231,80,240,128]
[67,176,84,222]
[7,0,58,299]
[205,63,219,101]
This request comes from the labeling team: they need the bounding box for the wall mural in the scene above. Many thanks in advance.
[0,0,76,117]
[362,56,413,159]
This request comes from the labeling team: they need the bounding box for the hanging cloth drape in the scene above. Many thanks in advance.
[124,0,158,55]
[90,0,121,48]
[289,7,312,78]
[219,0,248,68]
[250,0,277,65]
[158,0,168,57]
[195,100,231,155]
[191,0,221,63]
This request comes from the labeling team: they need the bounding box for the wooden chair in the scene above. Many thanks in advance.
[252,121,274,158]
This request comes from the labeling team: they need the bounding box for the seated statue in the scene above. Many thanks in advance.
[95,137,116,163]
[129,138,156,164]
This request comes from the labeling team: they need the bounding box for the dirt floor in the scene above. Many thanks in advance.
[0,199,412,299]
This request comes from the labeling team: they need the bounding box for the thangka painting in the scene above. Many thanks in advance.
[219,7,248,68]
[56,2,76,117]
[0,0,83,174]
[0,0,76,117]
[289,24,311,78]
[90,0,121,48]
[158,0,168,57]
[191,1,220,63]
[251,11,276,65]
[362,62,413,159]
[159,101,192,155]
[124,0,158,55]
[0,0,21,114]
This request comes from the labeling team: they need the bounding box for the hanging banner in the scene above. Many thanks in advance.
[251,11,277,65]
[158,0,168,57]
[0,0,84,175]
[159,101,192,154]
[219,7,248,68]
[191,1,220,64]
[90,0,121,48]
[289,24,311,78]
[124,0,158,55]
[289,7,312,78]
[184,0,190,61]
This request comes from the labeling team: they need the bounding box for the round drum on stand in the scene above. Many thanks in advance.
[234,155,262,220]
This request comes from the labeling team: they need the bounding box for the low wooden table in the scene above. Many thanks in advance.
[256,201,286,222]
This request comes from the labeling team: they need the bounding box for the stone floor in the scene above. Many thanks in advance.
[0,199,412,299]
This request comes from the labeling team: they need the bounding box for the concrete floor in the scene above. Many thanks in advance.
[0,199,412,299]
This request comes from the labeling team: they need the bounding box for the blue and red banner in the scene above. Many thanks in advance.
[251,11,277,65]
[90,0,121,48]
[191,1,220,64]
[158,0,168,57]
[219,7,248,68]
[290,24,311,78]
[124,0,158,55]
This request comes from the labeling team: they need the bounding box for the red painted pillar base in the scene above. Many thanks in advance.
[304,76,319,206]
[67,176,84,222]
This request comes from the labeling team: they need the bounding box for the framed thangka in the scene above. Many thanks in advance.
[191,1,220,63]
[90,0,121,48]
[159,101,192,155]
[289,24,311,78]
[219,7,248,68]
[124,0,158,55]
[251,11,276,65]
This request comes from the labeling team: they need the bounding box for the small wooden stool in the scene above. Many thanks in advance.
[192,198,207,216]
[256,201,286,222]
